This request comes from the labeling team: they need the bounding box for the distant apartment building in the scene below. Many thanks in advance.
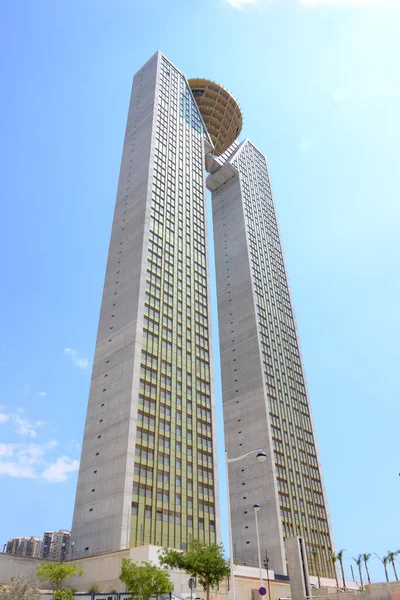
[5,536,42,558]
[42,530,71,561]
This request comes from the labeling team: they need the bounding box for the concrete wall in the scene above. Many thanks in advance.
[71,51,160,558]
[286,537,310,600]
[0,554,42,585]
[365,582,400,600]
[310,579,360,593]
[0,547,291,600]
[71,50,221,556]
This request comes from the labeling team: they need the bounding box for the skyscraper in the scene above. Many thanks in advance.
[208,140,335,577]
[42,530,71,562]
[5,536,42,558]
[72,50,334,579]
[71,52,222,557]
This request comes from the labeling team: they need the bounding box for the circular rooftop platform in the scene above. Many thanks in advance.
[188,78,242,156]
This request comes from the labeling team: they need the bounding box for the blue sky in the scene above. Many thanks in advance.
[1,0,399,583]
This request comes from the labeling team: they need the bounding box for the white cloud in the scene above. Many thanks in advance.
[0,443,17,458]
[18,441,58,466]
[299,0,392,4]
[37,391,46,397]
[224,0,397,8]
[0,461,37,478]
[0,441,78,482]
[64,348,89,370]
[0,408,78,483]
[41,456,80,483]
[13,414,42,438]
[0,409,42,437]
[0,412,10,424]
[222,0,256,7]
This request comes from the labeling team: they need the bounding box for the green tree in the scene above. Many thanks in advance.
[330,552,339,589]
[336,550,347,590]
[353,555,364,589]
[119,558,173,600]
[362,554,371,585]
[311,549,321,588]
[386,551,399,581]
[382,554,390,582]
[159,540,230,600]
[36,562,83,591]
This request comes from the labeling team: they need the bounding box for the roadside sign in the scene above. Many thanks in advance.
[259,587,267,596]
[188,577,196,590]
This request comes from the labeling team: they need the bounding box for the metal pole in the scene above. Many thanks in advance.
[266,550,271,600]
[225,451,236,600]
[254,509,263,591]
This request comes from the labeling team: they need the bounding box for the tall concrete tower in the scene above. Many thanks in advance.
[205,139,335,577]
[71,52,238,557]
[72,50,335,579]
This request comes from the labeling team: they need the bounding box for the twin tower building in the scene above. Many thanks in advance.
[71,51,335,579]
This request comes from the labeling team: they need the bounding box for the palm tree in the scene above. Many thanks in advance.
[383,554,390,582]
[311,549,321,588]
[337,550,347,590]
[387,551,399,581]
[362,554,371,585]
[353,555,364,589]
[330,552,339,589]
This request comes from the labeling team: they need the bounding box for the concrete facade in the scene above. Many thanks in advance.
[72,51,220,558]
[286,537,311,600]
[209,146,286,575]
[71,51,160,559]
[208,140,335,578]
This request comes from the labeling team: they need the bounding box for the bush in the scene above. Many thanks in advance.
[0,576,40,600]
[54,589,74,600]
[87,583,101,594]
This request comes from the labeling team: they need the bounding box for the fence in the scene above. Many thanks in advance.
[308,591,400,600]
[36,594,185,600]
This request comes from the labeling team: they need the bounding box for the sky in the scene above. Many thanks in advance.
[0,0,399,584]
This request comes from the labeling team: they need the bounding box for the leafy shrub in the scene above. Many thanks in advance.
[54,588,74,600]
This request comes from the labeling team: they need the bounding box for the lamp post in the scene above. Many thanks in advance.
[253,504,263,596]
[264,550,271,600]
[225,449,267,600]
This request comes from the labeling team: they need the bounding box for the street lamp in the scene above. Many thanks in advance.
[253,504,263,597]
[225,449,267,600]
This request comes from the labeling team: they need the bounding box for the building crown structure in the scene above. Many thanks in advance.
[188,79,242,156]
[71,51,335,579]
